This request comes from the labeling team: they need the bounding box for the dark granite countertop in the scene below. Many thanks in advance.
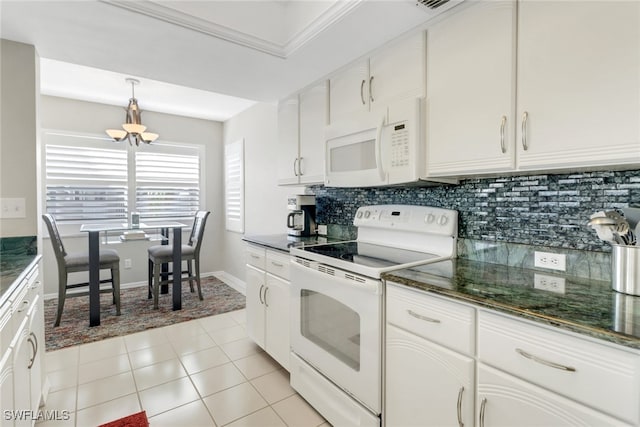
[1,254,40,306]
[383,258,640,350]
[243,234,336,253]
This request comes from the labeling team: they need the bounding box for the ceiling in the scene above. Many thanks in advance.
[0,0,455,121]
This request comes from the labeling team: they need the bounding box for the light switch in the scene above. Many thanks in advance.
[0,198,26,218]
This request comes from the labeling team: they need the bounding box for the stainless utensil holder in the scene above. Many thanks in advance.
[612,244,640,296]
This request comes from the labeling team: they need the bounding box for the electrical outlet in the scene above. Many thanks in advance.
[124,259,132,269]
[534,251,566,271]
[534,273,566,294]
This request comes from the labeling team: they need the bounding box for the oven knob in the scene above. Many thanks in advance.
[357,211,363,218]
[364,210,371,219]
[438,215,449,226]
[425,213,436,224]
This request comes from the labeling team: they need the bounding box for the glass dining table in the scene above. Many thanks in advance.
[80,221,188,327]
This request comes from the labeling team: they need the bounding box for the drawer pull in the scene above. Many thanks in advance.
[515,348,576,372]
[479,398,487,427]
[259,285,265,304]
[456,386,464,427]
[271,261,284,268]
[407,309,441,324]
[27,332,38,369]
[17,300,29,313]
[250,254,261,259]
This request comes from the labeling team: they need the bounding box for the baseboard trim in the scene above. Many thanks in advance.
[43,271,246,300]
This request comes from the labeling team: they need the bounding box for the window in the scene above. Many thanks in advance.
[43,132,203,224]
[224,139,244,233]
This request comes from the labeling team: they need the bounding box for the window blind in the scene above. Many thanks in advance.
[45,144,128,222]
[135,151,200,219]
[225,139,244,233]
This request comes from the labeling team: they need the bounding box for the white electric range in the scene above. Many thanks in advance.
[289,204,458,427]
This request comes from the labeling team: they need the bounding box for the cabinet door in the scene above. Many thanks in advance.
[11,318,30,427]
[386,324,474,427]
[0,348,14,427]
[478,364,631,427]
[276,96,300,185]
[426,1,516,176]
[298,81,328,185]
[27,294,43,412]
[329,59,369,123]
[264,273,290,371]
[369,31,425,113]
[245,265,266,349]
[516,0,640,170]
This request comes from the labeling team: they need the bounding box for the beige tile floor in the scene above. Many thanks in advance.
[37,309,329,427]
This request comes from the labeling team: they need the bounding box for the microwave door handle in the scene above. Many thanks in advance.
[375,115,386,182]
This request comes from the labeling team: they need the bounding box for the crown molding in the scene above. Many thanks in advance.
[100,0,363,59]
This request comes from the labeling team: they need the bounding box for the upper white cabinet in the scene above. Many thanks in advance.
[277,81,327,186]
[329,31,425,124]
[426,1,517,175]
[426,0,640,177]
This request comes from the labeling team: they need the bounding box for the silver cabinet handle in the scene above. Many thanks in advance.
[298,157,303,176]
[407,309,441,323]
[479,398,487,427]
[264,287,269,308]
[259,285,265,304]
[27,332,38,369]
[500,116,507,153]
[515,348,576,372]
[456,386,464,427]
[31,280,41,290]
[369,76,374,103]
[17,300,29,313]
[521,111,529,151]
[250,254,260,259]
[271,261,284,267]
[360,79,366,105]
[293,158,299,176]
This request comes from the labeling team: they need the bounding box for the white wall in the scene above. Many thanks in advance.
[0,40,39,237]
[222,102,305,281]
[39,95,224,295]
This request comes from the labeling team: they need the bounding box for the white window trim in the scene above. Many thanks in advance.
[224,139,245,233]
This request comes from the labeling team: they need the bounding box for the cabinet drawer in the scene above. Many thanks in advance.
[266,250,290,280]
[386,283,475,355]
[478,310,640,425]
[246,245,266,270]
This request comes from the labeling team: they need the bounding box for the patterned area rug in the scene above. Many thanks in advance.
[44,276,245,351]
[98,411,149,427]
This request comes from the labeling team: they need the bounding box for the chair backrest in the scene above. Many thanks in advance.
[42,214,67,267]
[188,211,210,255]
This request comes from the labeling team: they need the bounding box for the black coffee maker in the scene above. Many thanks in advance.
[286,195,316,237]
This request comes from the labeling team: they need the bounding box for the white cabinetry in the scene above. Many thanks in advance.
[277,81,327,186]
[426,0,640,177]
[385,284,474,427]
[0,259,47,427]
[329,31,425,124]
[245,245,291,370]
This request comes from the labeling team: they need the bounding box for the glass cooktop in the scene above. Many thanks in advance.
[301,241,441,270]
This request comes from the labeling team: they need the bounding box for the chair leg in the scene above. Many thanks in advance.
[187,260,195,292]
[54,270,68,327]
[148,259,153,299]
[153,262,161,309]
[195,258,203,301]
[112,265,121,316]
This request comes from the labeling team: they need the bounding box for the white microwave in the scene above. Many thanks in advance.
[325,98,455,188]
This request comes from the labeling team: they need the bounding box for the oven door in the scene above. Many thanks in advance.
[290,258,382,414]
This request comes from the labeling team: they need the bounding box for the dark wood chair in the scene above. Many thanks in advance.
[42,214,121,326]
[147,211,210,309]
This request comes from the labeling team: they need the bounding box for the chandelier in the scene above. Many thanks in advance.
[106,78,159,146]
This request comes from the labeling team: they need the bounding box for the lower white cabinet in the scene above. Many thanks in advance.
[386,323,474,427]
[245,246,291,371]
[478,363,631,427]
[0,259,47,427]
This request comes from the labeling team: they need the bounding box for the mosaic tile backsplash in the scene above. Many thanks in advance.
[310,169,640,253]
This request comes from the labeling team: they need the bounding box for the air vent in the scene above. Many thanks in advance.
[318,265,336,276]
[416,0,450,9]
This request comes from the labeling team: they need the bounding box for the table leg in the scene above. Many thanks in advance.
[160,227,169,294]
[88,230,100,327]
[172,227,182,310]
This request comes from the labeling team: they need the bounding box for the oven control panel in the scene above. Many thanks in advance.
[353,205,457,236]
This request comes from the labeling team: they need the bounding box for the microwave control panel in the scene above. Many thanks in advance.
[390,122,410,168]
